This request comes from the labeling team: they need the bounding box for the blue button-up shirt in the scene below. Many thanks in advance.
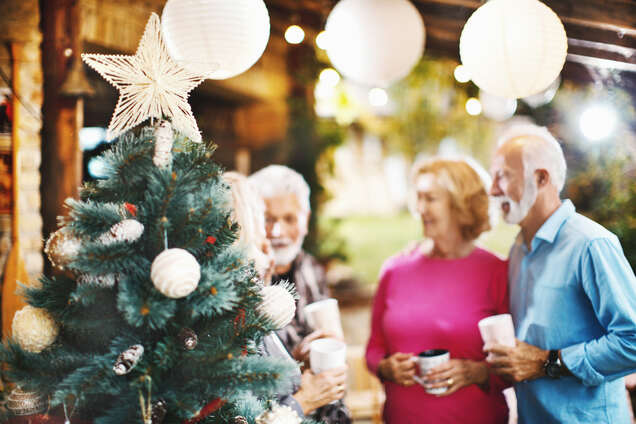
[509,200,636,423]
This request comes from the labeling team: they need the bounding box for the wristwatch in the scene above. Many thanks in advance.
[544,349,565,379]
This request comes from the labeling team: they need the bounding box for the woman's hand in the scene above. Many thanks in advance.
[378,352,417,386]
[294,366,348,414]
[422,359,489,396]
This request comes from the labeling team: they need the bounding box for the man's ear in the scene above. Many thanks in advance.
[535,169,550,188]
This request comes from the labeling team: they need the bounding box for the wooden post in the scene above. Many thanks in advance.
[40,0,84,273]
[1,43,30,340]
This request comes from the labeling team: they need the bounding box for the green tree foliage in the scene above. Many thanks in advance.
[1,127,298,423]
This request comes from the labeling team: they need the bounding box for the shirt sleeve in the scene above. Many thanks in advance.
[561,237,636,386]
[365,263,392,376]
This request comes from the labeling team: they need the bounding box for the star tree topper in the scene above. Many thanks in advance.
[82,13,205,142]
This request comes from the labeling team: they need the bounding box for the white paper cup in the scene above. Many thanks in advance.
[309,338,346,375]
[304,298,344,340]
[413,349,450,394]
[478,313,516,360]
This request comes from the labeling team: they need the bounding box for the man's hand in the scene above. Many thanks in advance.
[485,339,549,383]
[292,330,337,365]
[293,366,347,415]
[422,359,489,396]
[378,352,417,386]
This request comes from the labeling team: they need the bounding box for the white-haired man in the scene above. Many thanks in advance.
[485,124,636,422]
[249,165,329,354]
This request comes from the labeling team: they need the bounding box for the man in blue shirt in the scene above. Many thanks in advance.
[485,124,636,423]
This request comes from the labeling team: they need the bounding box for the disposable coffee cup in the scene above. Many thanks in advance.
[413,349,450,394]
[309,338,346,375]
[304,298,344,340]
[478,314,515,360]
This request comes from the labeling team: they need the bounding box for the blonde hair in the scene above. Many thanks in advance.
[411,158,491,241]
[223,171,267,249]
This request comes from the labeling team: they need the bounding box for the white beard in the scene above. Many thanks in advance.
[271,237,304,267]
[498,177,538,225]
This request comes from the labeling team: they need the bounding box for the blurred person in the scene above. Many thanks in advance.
[224,172,347,419]
[485,124,636,423]
[249,165,352,423]
[365,158,509,423]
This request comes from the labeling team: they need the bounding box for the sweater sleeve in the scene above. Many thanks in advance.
[365,262,392,376]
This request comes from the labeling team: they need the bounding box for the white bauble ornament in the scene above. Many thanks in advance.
[151,248,201,298]
[44,227,81,270]
[459,0,567,98]
[162,0,270,79]
[257,285,296,330]
[99,219,144,245]
[325,0,425,87]
[12,306,59,353]
[6,388,49,416]
[255,404,301,424]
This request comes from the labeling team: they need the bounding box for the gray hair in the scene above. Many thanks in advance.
[497,124,567,192]
[248,165,311,213]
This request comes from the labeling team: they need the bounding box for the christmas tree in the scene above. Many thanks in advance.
[0,13,304,424]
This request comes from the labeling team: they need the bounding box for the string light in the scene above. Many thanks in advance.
[285,25,305,44]
[465,97,482,116]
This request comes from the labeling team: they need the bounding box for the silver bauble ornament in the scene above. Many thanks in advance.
[150,248,200,298]
[257,285,296,330]
[12,305,59,353]
[6,387,49,416]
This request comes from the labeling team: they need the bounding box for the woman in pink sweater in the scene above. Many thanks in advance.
[366,158,509,423]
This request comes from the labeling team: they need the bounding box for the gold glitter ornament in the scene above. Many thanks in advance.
[44,227,81,270]
[12,305,59,353]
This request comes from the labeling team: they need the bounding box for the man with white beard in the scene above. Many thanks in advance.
[485,124,636,423]
[248,165,330,356]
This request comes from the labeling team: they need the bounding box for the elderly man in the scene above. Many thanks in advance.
[485,124,636,423]
[250,165,351,424]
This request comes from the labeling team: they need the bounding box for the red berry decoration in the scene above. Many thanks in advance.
[125,202,138,217]
[205,235,217,245]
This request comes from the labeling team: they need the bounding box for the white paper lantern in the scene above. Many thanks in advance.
[151,248,201,298]
[522,76,561,108]
[161,0,270,79]
[12,306,59,353]
[325,0,425,87]
[459,0,567,99]
[479,90,517,121]
[258,285,296,330]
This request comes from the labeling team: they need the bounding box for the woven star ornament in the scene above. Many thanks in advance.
[82,13,205,142]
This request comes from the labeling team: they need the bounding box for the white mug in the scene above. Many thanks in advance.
[309,338,346,375]
[478,313,515,360]
[304,298,344,340]
[413,349,450,394]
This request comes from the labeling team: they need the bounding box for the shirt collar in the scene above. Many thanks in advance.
[533,199,575,246]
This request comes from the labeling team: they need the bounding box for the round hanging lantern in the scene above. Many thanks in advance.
[325,0,425,87]
[161,0,270,79]
[459,0,567,99]
[479,90,517,121]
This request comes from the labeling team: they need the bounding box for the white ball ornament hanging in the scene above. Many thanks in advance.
[325,0,425,87]
[44,227,81,270]
[161,0,270,79]
[12,306,59,353]
[151,248,201,298]
[257,285,296,330]
[459,0,567,99]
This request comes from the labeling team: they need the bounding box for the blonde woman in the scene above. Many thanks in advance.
[223,172,347,419]
[365,158,509,423]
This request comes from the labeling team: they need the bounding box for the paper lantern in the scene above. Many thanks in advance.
[459,0,567,98]
[479,90,517,121]
[522,76,561,108]
[325,0,425,87]
[161,0,270,79]
[151,248,201,298]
